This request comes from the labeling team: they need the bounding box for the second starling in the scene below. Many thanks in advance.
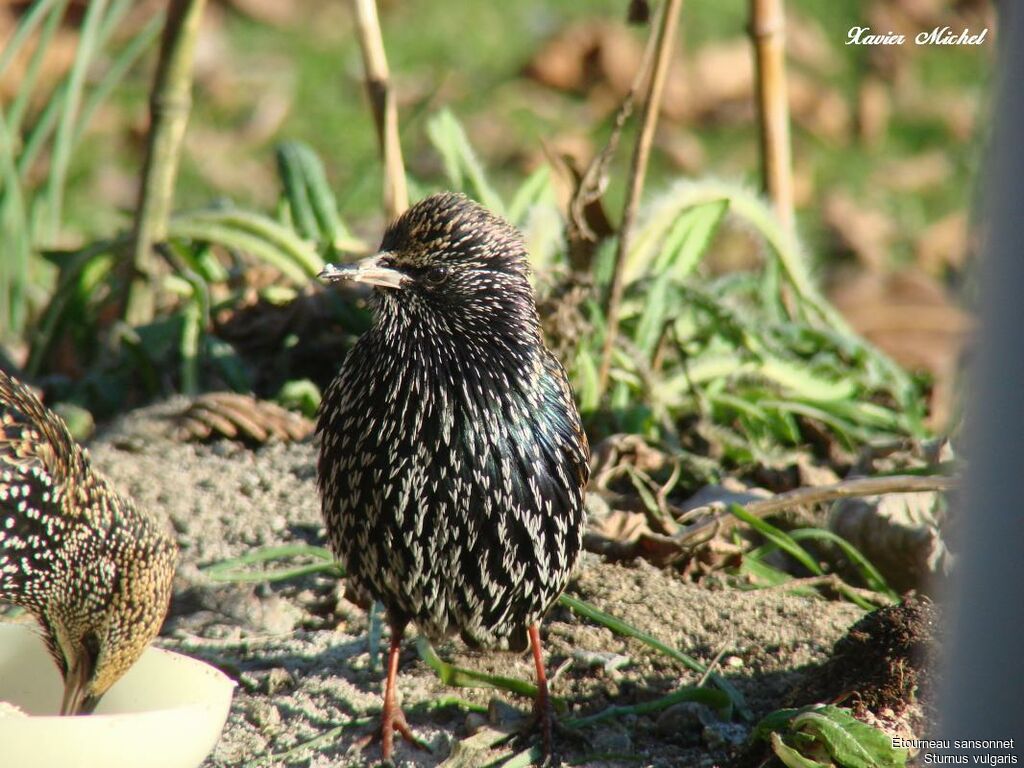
[317,193,590,760]
[0,370,177,715]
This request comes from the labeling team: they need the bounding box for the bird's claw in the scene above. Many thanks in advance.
[354,706,430,761]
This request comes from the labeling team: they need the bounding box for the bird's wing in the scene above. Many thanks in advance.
[0,370,89,490]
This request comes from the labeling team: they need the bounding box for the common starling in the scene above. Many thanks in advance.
[317,192,589,760]
[0,370,177,715]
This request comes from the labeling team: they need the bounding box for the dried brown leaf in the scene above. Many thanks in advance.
[916,210,970,274]
[173,392,313,444]
[829,490,952,594]
[874,151,951,193]
[857,77,891,146]
[828,268,972,427]
[822,193,896,270]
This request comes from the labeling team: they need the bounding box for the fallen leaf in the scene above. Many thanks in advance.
[822,193,896,271]
[828,268,972,428]
[172,391,314,444]
[785,11,840,75]
[857,77,890,146]
[828,488,952,594]
[874,151,951,193]
[788,71,852,144]
[915,210,969,275]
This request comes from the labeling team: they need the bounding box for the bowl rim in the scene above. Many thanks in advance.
[0,621,236,721]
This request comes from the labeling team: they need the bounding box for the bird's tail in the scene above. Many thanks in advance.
[0,369,87,485]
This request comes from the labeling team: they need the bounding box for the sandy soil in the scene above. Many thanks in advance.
[87,399,866,768]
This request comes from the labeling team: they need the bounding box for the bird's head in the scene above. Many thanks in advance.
[319,193,540,346]
[42,508,177,715]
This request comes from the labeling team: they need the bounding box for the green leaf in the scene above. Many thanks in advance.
[169,209,324,282]
[276,141,320,240]
[276,379,321,418]
[574,345,600,413]
[792,706,908,768]
[772,732,835,768]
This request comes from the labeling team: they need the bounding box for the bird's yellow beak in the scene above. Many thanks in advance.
[60,647,99,715]
[318,254,407,289]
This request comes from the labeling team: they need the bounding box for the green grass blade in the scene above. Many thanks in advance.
[558,593,751,720]
[202,544,339,582]
[787,529,898,599]
[729,504,823,576]
[275,141,320,240]
[426,109,503,215]
[173,208,324,275]
[0,107,33,335]
[295,141,345,245]
[43,0,110,242]
[169,216,318,283]
[416,636,543,700]
[25,238,129,375]
[4,0,70,135]
[507,164,552,226]
[73,12,165,150]
[0,0,66,78]
[564,685,730,729]
[15,81,63,181]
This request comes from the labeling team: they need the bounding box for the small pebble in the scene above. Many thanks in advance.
[262,667,294,696]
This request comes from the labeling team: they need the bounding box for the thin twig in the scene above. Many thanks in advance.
[124,0,207,325]
[598,0,684,392]
[351,0,408,222]
[677,474,957,550]
[749,0,794,233]
[562,27,658,273]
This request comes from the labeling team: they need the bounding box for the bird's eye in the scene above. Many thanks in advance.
[423,266,449,286]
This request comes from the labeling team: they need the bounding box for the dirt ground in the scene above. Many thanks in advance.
[88,399,866,768]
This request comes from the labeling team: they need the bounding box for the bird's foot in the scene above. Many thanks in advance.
[354,706,430,762]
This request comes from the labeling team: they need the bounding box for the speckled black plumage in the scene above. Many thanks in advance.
[317,193,589,652]
[0,370,177,714]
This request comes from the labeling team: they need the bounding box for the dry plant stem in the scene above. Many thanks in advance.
[125,0,207,326]
[598,0,684,392]
[563,20,659,272]
[351,0,408,222]
[761,575,892,606]
[749,0,795,233]
[679,474,957,549]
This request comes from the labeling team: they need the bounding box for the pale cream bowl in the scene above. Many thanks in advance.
[0,622,234,768]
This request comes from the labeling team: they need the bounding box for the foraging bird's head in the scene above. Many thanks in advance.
[42,508,178,715]
[319,193,540,346]
[1,370,178,715]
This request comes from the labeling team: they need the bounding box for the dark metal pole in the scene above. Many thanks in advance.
[939,0,1024,749]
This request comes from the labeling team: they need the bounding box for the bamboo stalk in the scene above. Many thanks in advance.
[750,0,794,234]
[598,0,684,393]
[350,0,408,222]
[124,0,207,326]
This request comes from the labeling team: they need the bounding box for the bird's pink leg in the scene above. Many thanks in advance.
[379,625,424,760]
[529,623,554,759]
[354,623,426,760]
